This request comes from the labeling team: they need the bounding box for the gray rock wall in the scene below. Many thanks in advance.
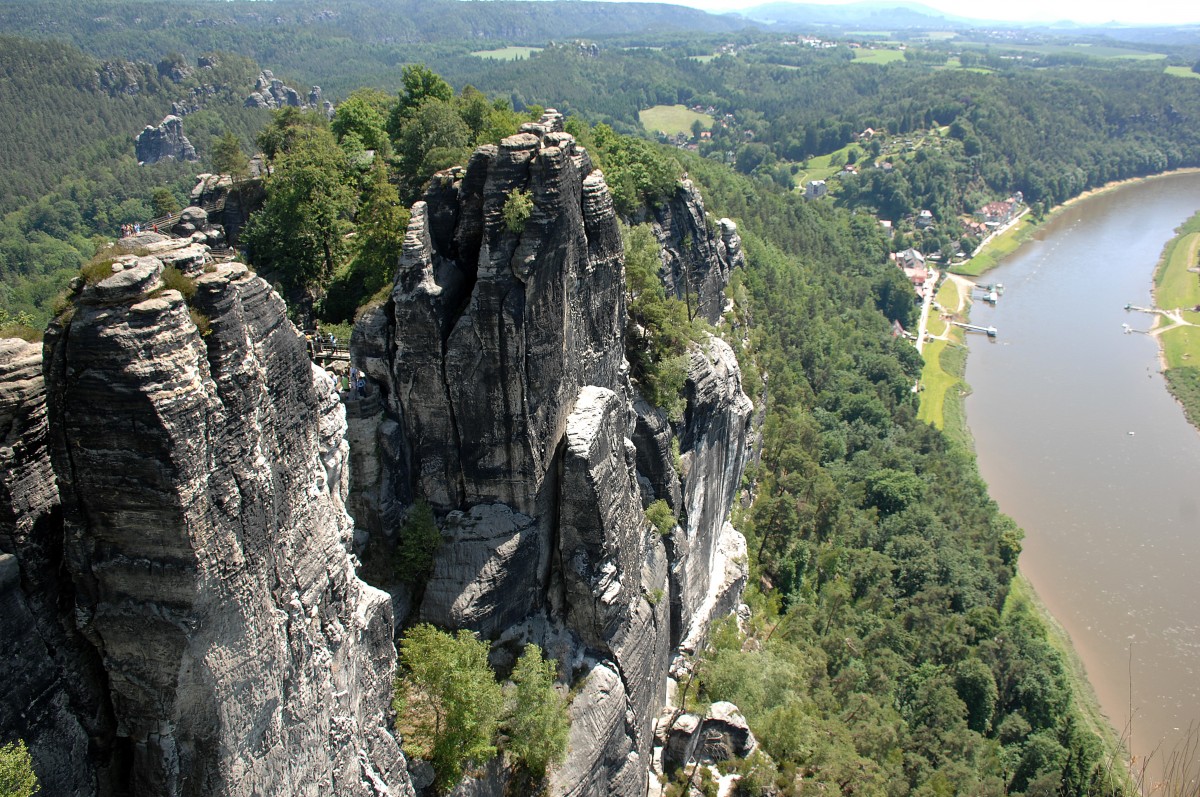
[135,115,198,165]
[40,261,410,797]
[350,112,753,797]
[0,338,109,797]
[650,181,744,325]
[671,336,753,652]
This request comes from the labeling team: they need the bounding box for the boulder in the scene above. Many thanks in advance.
[661,702,755,769]
[135,114,198,165]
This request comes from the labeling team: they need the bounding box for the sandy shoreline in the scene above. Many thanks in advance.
[1055,167,1200,213]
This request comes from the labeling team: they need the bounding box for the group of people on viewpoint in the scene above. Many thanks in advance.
[120,222,158,237]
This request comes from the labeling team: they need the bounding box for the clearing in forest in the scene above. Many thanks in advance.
[852,48,905,64]
[470,46,542,60]
[639,104,713,136]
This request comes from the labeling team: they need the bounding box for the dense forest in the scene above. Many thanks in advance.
[0,35,267,322]
[3,4,1200,791]
[6,0,1200,324]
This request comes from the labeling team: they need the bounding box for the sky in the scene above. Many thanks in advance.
[659,0,1200,26]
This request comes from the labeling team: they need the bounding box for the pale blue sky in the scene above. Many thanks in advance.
[664,0,1198,26]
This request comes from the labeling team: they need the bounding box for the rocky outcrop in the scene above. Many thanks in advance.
[671,337,753,654]
[350,110,752,796]
[650,181,743,325]
[245,70,332,117]
[41,260,411,796]
[191,172,268,247]
[554,387,670,795]
[135,115,198,165]
[661,701,757,771]
[0,338,111,797]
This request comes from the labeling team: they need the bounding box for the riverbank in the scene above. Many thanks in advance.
[916,274,972,448]
[913,175,1200,792]
[1151,208,1200,429]
[1004,575,1133,794]
[952,168,1200,281]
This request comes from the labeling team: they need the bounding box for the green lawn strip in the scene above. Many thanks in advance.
[953,213,1037,277]
[1160,324,1200,371]
[852,49,905,65]
[1004,574,1133,789]
[638,104,713,136]
[1153,209,1200,302]
[938,341,972,450]
[1154,231,1200,309]
[917,337,951,427]
[470,46,542,60]
[687,54,717,63]
[936,277,959,317]
[1165,65,1200,79]
[918,278,969,432]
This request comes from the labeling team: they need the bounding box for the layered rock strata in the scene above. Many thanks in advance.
[351,111,752,795]
[40,260,410,796]
[0,338,110,796]
[650,181,744,325]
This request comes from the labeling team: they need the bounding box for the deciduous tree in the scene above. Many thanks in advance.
[395,625,504,793]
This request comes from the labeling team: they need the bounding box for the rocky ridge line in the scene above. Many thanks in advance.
[350,110,753,795]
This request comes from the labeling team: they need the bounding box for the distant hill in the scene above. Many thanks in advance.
[739,1,975,29]
[0,0,750,55]
[0,0,751,97]
[738,0,1200,34]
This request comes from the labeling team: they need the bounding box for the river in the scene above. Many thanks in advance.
[962,172,1200,781]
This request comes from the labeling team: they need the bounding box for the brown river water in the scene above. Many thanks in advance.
[962,172,1200,781]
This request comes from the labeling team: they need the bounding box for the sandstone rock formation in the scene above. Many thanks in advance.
[25,259,412,796]
[350,110,752,795]
[661,701,757,771]
[190,172,268,247]
[245,70,332,117]
[135,115,198,165]
[0,338,112,796]
[651,181,744,325]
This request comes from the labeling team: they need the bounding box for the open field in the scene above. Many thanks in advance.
[687,54,717,63]
[1165,65,1200,79]
[1154,229,1200,311]
[1151,211,1200,427]
[853,48,905,64]
[639,104,713,136]
[917,276,969,445]
[941,58,995,73]
[958,40,1164,60]
[470,46,542,60]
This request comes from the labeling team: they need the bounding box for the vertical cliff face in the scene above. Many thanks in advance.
[0,337,111,797]
[38,259,410,797]
[351,112,753,795]
[650,181,745,325]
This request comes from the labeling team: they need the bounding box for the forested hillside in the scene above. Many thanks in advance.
[668,151,1117,795]
[3,9,1200,790]
[0,36,265,322]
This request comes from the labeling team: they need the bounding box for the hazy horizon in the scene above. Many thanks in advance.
[602,0,1200,28]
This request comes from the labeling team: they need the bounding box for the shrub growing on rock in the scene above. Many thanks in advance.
[395,625,504,793]
[504,644,569,779]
